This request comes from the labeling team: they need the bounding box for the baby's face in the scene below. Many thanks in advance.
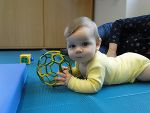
[66,26,98,64]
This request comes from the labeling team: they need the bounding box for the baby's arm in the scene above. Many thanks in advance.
[68,65,105,93]
[56,65,105,93]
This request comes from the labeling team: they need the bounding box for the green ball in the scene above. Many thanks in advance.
[37,51,71,86]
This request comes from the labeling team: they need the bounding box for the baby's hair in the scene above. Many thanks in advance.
[64,17,100,40]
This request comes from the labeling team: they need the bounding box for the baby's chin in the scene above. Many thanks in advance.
[69,54,94,63]
[72,58,84,63]
[75,57,92,64]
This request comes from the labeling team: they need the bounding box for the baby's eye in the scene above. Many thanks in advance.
[82,42,90,47]
[69,44,76,49]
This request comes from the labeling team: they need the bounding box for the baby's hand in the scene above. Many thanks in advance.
[55,66,72,86]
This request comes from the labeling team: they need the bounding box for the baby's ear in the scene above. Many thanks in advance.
[96,38,101,50]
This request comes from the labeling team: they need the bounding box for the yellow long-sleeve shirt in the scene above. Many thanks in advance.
[67,51,150,93]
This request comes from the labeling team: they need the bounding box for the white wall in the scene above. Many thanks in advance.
[94,0,150,26]
[94,0,126,25]
[126,0,150,18]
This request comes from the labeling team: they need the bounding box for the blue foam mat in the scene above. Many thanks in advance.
[17,83,150,113]
[0,64,27,113]
[0,50,150,113]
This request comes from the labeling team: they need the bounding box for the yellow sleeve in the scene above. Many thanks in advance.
[67,64,105,93]
[71,63,81,78]
[71,66,79,76]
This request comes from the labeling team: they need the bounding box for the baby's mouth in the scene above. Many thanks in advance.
[76,56,83,59]
[77,57,82,58]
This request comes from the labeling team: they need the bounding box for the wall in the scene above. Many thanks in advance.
[94,0,126,25]
[126,0,150,18]
[94,0,150,26]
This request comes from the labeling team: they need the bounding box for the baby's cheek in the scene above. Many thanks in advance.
[86,47,96,56]
[68,51,75,60]
[86,46,95,52]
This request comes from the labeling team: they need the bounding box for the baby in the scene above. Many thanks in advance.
[55,17,150,93]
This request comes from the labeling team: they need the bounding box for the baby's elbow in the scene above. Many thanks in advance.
[89,81,102,93]
[92,86,102,93]
[77,82,102,94]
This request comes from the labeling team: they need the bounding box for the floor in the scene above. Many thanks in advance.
[0,50,150,113]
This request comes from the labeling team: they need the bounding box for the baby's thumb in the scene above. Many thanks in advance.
[62,66,69,71]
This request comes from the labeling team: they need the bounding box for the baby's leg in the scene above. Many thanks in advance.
[137,65,150,81]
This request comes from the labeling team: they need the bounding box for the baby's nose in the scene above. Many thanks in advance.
[75,47,83,54]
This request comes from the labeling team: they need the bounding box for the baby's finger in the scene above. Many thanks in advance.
[61,66,69,71]
[63,69,69,74]
[55,77,66,82]
[55,81,65,86]
[56,72,66,78]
